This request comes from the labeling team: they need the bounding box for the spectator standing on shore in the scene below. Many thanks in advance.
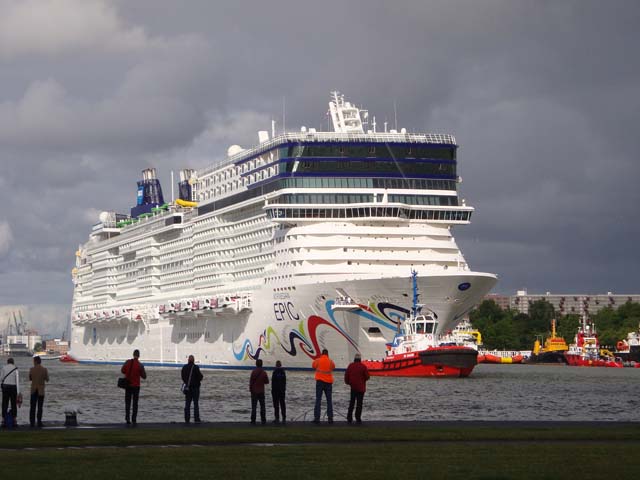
[249,359,269,425]
[344,353,370,424]
[29,356,49,428]
[312,348,335,424]
[271,360,286,424]
[1,358,20,428]
[121,349,146,426]
[181,355,203,424]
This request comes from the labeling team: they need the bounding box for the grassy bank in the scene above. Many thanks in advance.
[1,423,639,479]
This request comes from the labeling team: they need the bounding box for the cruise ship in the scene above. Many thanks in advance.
[70,92,497,369]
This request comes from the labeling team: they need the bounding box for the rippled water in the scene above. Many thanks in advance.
[7,358,640,425]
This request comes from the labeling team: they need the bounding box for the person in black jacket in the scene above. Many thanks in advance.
[271,360,286,424]
[181,355,204,423]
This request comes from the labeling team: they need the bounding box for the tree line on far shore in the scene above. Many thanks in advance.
[469,299,640,351]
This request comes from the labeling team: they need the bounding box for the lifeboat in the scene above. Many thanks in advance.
[480,353,523,364]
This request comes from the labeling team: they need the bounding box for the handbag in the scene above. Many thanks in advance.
[1,367,17,388]
[181,364,194,394]
[117,377,129,389]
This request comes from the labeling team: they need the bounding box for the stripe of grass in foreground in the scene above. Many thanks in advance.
[2,424,640,449]
[3,442,640,480]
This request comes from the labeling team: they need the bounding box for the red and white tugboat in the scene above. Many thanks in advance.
[564,315,622,368]
[362,271,478,377]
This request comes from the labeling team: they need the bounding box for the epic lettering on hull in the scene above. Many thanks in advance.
[273,302,300,322]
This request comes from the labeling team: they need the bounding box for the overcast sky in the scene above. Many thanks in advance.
[1,0,639,335]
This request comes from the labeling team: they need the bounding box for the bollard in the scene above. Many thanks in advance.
[64,411,78,427]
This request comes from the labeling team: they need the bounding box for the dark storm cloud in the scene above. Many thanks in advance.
[1,0,639,335]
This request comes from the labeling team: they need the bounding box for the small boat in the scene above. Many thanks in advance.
[564,315,623,368]
[529,319,568,364]
[613,323,640,364]
[362,271,478,378]
[59,354,78,363]
[33,352,62,361]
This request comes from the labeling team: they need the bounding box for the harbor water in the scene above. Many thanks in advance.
[6,358,640,425]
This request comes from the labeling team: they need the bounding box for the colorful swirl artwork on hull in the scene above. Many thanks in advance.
[233,299,401,363]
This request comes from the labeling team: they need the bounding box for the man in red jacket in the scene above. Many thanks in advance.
[121,349,147,426]
[249,359,269,425]
[344,353,370,424]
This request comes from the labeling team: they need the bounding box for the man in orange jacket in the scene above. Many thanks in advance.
[312,348,335,424]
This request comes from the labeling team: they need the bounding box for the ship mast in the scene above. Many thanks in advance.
[328,91,366,134]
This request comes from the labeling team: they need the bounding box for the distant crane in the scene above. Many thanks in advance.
[5,315,13,336]
[12,311,22,336]
[18,310,31,335]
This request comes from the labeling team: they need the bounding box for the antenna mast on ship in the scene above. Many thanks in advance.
[328,91,365,134]
[411,270,422,319]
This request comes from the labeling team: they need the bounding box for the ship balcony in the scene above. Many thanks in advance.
[192,229,222,243]
[160,282,195,293]
[158,252,193,264]
[193,242,222,254]
[193,259,221,271]
[92,285,117,295]
[193,276,228,288]
[212,225,272,243]
[161,270,194,282]
[143,258,161,267]
[212,234,272,252]
[91,250,119,261]
[116,289,154,301]
[135,277,161,288]
[92,276,109,286]
[160,262,194,274]
[91,257,119,269]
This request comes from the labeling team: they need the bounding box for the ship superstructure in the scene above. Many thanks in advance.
[70,92,497,368]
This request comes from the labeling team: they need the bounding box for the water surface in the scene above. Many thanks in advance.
[7,358,640,424]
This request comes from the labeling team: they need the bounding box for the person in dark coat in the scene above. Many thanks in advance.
[1,358,20,428]
[271,360,286,423]
[344,353,370,424]
[181,355,204,423]
[29,356,49,428]
[249,359,269,425]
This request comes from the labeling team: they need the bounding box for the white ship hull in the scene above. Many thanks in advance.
[70,271,496,369]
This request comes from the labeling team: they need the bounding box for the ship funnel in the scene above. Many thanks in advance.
[131,168,165,218]
[178,169,194,201]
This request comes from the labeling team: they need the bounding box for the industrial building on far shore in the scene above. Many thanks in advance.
[485,290,640,316]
